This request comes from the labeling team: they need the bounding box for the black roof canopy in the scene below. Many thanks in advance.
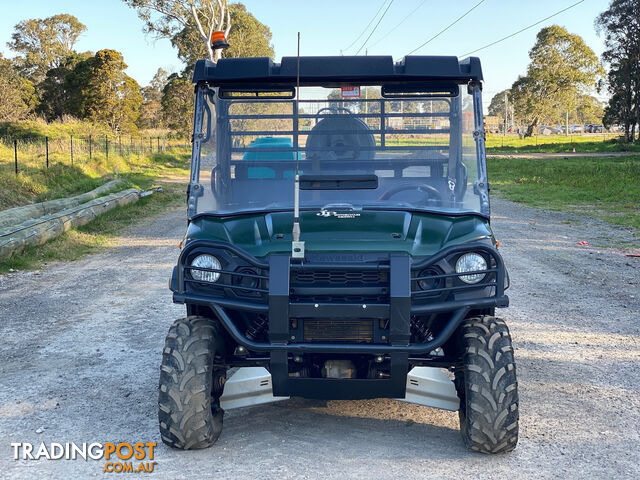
[192,55,483,86]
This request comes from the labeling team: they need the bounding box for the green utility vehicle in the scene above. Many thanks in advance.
[160,54,519,454]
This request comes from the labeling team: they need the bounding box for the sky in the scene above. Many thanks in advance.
[0,0,612,103]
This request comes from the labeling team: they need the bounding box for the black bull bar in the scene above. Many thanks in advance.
[172,241,508,398]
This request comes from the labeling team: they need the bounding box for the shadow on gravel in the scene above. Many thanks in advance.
[213,398,468,460]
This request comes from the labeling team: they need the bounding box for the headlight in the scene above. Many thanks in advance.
[190,254,221,282]
[455,253,487,284]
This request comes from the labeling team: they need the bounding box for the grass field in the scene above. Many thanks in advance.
[487,155,640,231]
[0,137,190,209]
[381,133,639,153]
[485,133,640,153]
[0,119,191,272]
[0,147,190,272]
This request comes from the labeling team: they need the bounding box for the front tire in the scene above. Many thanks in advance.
[454,316,519,453]
[158,316,226,449]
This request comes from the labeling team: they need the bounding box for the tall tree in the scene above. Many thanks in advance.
[574,94,605,124]
[36,51,92,121]
[0,54,36,121]
[66,49,143,133]
[123,0,231,62]
[596,0,640,142]
[7,14,86,82]
[172,3,274,66]
[161,73,194,135]
[509,25,604,136]
[139,67,169,129]
[488,89,511,120]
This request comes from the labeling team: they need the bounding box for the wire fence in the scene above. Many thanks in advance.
[0,135,191,175]
[484,131,625,150]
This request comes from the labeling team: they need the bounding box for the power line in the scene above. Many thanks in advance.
[367,0,429,49]
[355,0,395,55]
[460,0,585,56]
[342,0,390,53]
[405,0,485,56]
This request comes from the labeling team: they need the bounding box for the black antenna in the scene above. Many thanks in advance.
[291,32,304,259]
[295,32,301,181]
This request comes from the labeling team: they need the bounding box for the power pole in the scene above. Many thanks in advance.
[565,111,569,136]
[504,92,508,134]
[364,84,368,115]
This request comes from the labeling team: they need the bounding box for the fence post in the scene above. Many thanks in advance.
[89,135,92,159]
[119,135,122,157]
[149,136,152,153]
[105,135,109,160]
[14,139,18,175]
[70,135,74,165]
[157,136,160,152]
[45,136,49,168]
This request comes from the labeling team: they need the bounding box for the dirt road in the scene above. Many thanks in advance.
[1,199,638,479]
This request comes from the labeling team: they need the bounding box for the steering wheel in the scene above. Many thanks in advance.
[315,107,353,121]
[378,183,445,205]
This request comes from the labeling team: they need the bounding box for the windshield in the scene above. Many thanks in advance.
[189,84,489,217]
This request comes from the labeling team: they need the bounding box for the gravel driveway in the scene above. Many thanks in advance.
[0,198,638,479]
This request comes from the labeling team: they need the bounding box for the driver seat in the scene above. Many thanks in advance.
[306,115,376,163]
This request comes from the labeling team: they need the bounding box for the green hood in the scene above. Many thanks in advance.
[185,210,493,258]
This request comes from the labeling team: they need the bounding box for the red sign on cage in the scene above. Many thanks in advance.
[341,86,361,98]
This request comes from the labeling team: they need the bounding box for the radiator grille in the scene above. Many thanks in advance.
[290,294,385,304]
[303,319,374,343]
[292,270,387,285]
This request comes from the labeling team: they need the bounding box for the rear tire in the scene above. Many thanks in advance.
[158,316,226,449]
[454,315,519,453]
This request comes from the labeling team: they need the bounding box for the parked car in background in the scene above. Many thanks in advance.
[569,124,583,133]
[585,124,604,133]
[539,125,563,135]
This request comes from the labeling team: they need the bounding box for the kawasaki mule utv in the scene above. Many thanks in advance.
[160,53,518,454]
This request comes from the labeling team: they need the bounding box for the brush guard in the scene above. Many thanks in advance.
[172,241,508,400]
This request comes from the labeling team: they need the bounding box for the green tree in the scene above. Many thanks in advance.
[36,51,92,121]
[7,14,86,83]
[509,25,604,136]
[139,67,169,129]
[0,54,36,121]
[172,3,274,66]
[123,0,231,62]
[596,0,640,142]
[487,89,511,121]
[161,73,193,135]
[66,49,143,133]
[574,95,605,124]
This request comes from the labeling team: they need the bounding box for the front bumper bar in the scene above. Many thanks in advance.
[172,241,509,399]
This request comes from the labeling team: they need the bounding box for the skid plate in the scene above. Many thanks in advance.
[397,367,460,411]
[220,366,459,411]
[219,367,289,410]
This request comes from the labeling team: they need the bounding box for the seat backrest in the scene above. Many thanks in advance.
[306,115,376,162]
